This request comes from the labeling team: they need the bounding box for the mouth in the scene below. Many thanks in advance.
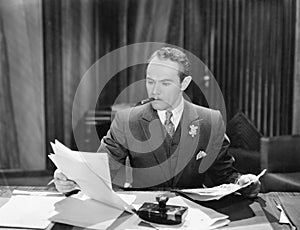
[151,97,161,101]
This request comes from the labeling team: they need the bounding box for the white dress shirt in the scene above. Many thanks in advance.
[157,97,184,130]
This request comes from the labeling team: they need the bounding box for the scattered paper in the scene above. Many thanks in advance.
[279,209,290,224]
[275,200,295,227]
[0,195,64,229]
[49,192,136,230]
[279,196,300,229]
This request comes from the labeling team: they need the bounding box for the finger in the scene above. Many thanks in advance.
[240,181,261,198]
[57,184,76,190]
[238,174,257,186]
[238,177,250,185]
[54,171,68,181]
[55,180,76,186]
[55,184,77,193]
[54,179,77,187]
[246,186,260,198]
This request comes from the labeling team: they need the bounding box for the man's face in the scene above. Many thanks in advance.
[146,56,183,111]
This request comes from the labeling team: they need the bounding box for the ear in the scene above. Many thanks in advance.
[180,76,192,91]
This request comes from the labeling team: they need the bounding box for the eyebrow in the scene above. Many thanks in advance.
[146,76,175,82]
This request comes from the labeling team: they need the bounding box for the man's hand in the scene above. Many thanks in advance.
[237,174,261,198]
[53,169,78,193]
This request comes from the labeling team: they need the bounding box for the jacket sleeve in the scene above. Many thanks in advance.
[205,111,241,185]
[97,110,129,186]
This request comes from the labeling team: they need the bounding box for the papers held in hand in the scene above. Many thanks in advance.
[48,140,134,212]
[177,169,267,202]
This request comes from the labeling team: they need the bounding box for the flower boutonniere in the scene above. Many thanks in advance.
[189,124,198,137]
[196,151,207,160]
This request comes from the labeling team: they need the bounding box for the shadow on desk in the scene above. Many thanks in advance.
[2,186,298,230]
[179,193,256,222]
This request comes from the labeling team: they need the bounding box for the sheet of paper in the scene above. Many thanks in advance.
[178,169,267,201]
[12,189,63,196]
[49,192,136,230]
[49,140,134,212]
[0,195,64,229]
[279,209,290,224]
[51,140,112,189]
[279,196,300,228]
[178,183,243,201]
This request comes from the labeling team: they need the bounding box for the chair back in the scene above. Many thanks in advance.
[261,135,300,173]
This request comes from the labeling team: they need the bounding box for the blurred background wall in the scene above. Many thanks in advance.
[0,0,45,170]
[0,0,299,172]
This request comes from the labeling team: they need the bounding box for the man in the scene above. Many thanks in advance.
[54,47,260,197]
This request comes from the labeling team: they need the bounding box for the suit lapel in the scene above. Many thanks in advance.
[138,105,171,183]
[173,100,201,186]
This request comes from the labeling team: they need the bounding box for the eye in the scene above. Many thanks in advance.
[146,79,154,85]
[162,82,171,86]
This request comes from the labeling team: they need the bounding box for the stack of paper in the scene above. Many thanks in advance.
[49,140,134,212]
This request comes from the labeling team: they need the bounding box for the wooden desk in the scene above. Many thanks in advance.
[0,187,299,230]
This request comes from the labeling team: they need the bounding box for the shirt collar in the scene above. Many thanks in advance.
[157,97,184,129]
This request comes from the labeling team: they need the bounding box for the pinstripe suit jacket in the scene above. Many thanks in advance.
[98,100,240,189]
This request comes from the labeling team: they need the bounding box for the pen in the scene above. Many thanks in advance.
[237,169,267,187]
[47,178,56,186]
[247,169,267,185]
[257,169,267,180]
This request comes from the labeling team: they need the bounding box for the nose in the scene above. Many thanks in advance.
[152,82,160,95]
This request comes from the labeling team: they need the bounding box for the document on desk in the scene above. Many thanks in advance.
[49,192,136,230]
[161,196,229,230]
[177,169,266,201]
[49,140,134,212]
[124,196,229,230]
[0,194,65,229]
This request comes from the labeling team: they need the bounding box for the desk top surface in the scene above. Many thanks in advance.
[0,186,299,230]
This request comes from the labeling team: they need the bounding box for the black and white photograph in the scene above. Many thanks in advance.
[0,0,299,229]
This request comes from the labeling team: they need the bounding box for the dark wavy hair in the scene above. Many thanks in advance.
[148,47,191,82]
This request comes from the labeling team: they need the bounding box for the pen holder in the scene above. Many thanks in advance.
[137,195,188,225]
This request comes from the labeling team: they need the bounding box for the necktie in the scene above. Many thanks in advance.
[165,111,175,137]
